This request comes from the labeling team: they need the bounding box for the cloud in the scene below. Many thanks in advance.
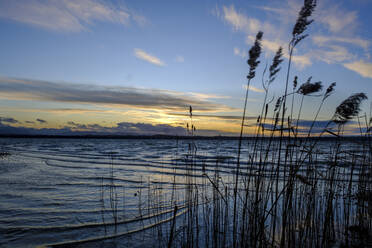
[246,33,311,69]
[220,5,276,36]
[168,113,257,121]
[261,39,312,68]
[312,35,370,51]
[255,0,299,20]
[217,4,312,69]
[296,119,332,128]
[259,39,281,53]
[261,39,311,68]
[0,120,188,136]
[220,1,372,79]
[222,5,261,34]
[233,47,246,58]
[343,60,372,79]
[311,35,370,65]
[252,0,370,70]
[36,118,47,124]
[187,92,230,100]
[0,107,110,115]
[246,119,361,136]
[0,119,239,137]
[37,108,104,114]
[295,120,362,135]
[0,77,234,112]
[291,55,312,68]
[134,48,165,66]
[311,45,354,64]
[257,0,359,36]
[242,84,265,93]
[115,122,186,135]
[175,56,185,63]
[0,117,362,137]
[0,117,19,124]
[316,4,358,34]
[0,0,146,32]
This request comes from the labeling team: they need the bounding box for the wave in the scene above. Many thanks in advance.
[41,207,188,248]
[2,204,186,235]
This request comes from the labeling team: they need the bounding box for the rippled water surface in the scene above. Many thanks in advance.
[0,138,237,247]
[0,138,365,247]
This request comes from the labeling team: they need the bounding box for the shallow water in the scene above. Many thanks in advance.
[0,138,366,247]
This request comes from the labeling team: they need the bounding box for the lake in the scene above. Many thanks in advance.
[0,138,370,247]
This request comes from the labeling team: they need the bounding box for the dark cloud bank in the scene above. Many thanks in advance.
[0,117,363,137]
[0,77,232,111]
[0,118,235,136]
[0,121,186,136]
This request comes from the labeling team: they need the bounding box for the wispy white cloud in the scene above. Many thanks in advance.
[259,39,282,53]
[311,35,370,65]
[257,0,360,36]
[257,0,372,77]
[291,55,312,69]
[312,35,370,51]
[243,84,265,93]
[219,0,372,81]
[343,60,372,79]
[254,0,299,23]
[316,3,358,34]
[134,48,165,66]
[221,5,310,69]
[312,45,354,64]
[220,5,275,35]
[222,5,260,33]
[0,0,147,32]
[188,92,231,100]
[246,35,311,69]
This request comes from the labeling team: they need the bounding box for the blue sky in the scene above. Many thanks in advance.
[0,0,371,136]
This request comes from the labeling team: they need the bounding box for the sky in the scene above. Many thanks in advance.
[0,0,372,136]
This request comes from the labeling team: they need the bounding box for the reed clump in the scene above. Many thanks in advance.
[160,0,371,247]
[90,0,371,247]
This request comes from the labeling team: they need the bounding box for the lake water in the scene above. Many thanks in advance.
[0,138,368,247]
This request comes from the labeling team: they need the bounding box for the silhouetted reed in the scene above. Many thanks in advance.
[234,30,263,247]
[333,93,368,124]
[297,80,322,96]
[85,0,371,247]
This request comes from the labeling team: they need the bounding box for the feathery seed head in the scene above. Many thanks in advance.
[323,82,336,100]
[333,93,367,124]
[269,47,284,82]
[247,31,263,80]
[274,97,282,112]
[292,0,316,46]
[298,78,322,95]
[293,76,298,90]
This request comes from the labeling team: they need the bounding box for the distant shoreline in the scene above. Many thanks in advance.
[0,134,365,141]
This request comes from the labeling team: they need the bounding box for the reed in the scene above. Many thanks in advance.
[90,0,371,247]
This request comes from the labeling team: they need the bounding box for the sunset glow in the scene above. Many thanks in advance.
[0,0,371,136]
